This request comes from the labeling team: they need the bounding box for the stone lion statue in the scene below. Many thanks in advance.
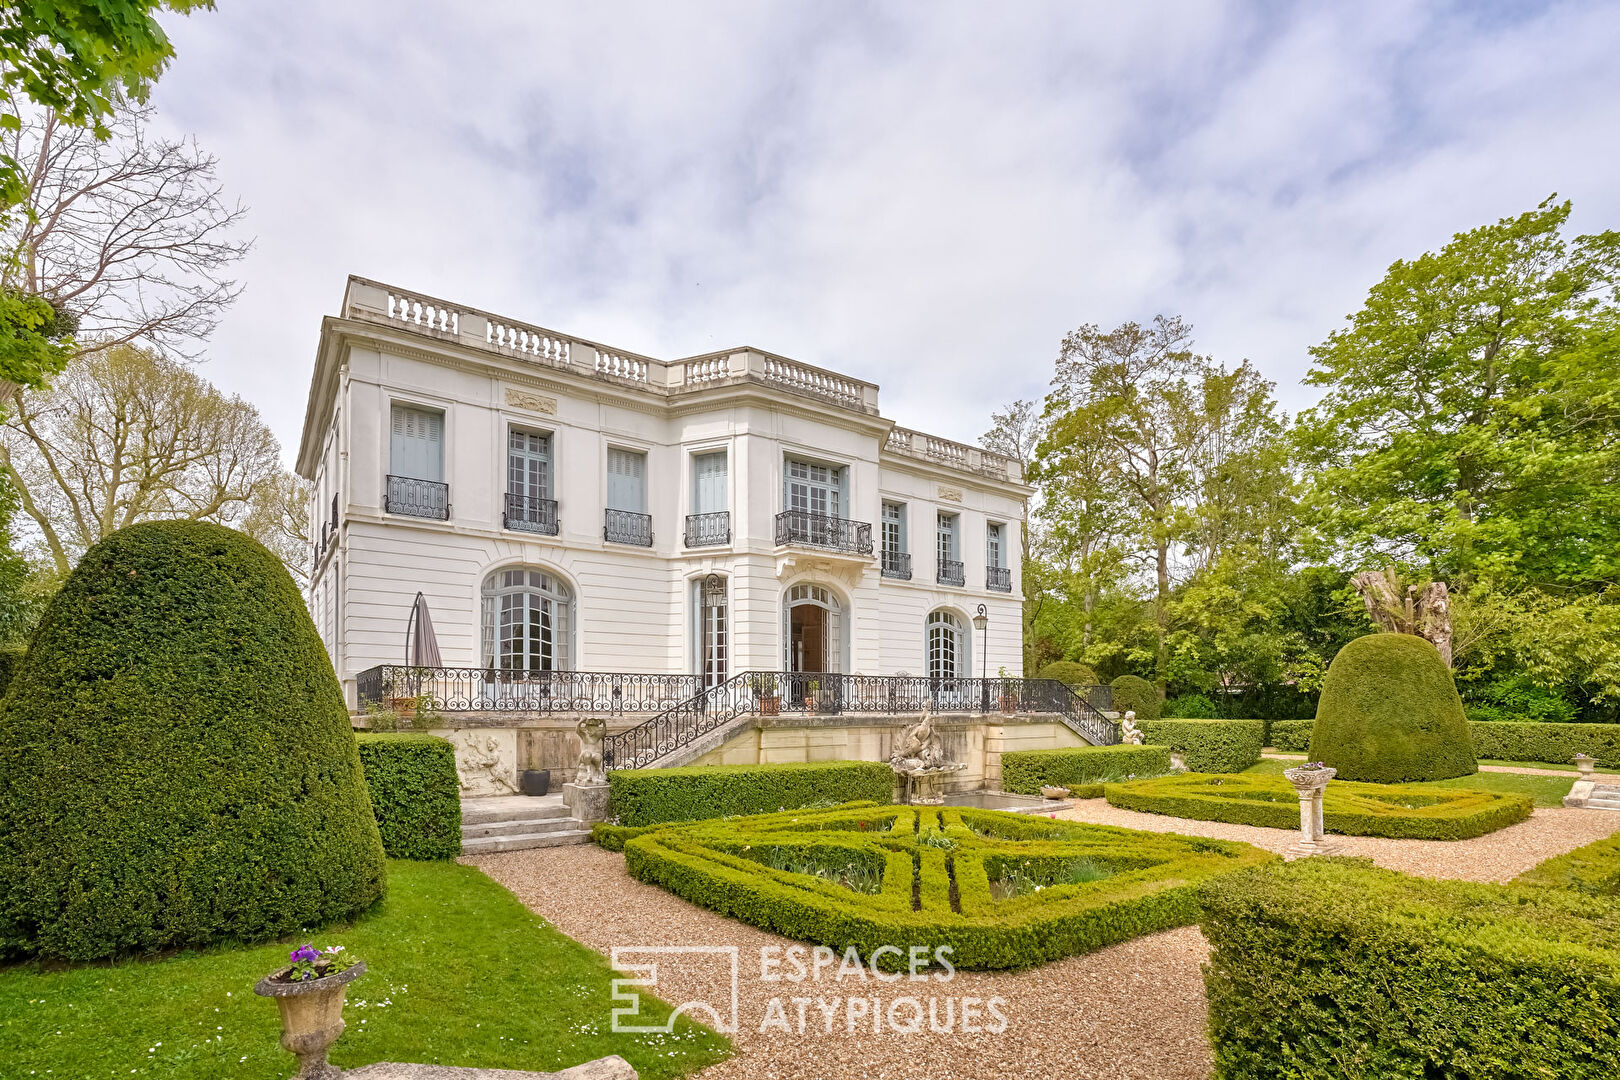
[575,716,607,785]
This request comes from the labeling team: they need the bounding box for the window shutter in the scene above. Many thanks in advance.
[390,405,444,481]
[607,448,647,512]
[693,452,727,514]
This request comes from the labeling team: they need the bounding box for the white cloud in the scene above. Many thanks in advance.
[146,0,1620,456]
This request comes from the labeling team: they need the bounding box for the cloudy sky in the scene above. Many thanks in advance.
[146,0,1620,461]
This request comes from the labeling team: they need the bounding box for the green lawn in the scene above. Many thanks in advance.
[0,861,731,1080]
[1242,758,1574,808]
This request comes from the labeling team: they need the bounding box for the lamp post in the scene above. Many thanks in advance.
[973,604,989,712]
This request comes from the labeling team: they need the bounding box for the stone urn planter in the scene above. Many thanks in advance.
[1575,753,1596,777]
[254,958,366,1080]
[1040,785,1071,800]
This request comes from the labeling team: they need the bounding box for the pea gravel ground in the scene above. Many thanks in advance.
[466,806,1618,1080]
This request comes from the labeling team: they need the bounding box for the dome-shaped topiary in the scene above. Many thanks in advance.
[1308,633,1476,783]
[1037,660,1099,688]
[0,521,385,961]
[1111,674,1161,722]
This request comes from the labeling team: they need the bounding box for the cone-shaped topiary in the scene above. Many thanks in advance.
[1309,633,1477,783]
[1111,674,1161,722]
[0,521,385,961]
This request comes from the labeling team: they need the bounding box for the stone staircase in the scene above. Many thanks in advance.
[1588,783,1620,811]
[460,794,592,854]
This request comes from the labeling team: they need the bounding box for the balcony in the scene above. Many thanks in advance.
[504,492,559,535]
[385,475,449,520]
[684,510,730,548]
[774,510,873,555]
[605,508,653,547]
[937,558,965,587]
[987,565,1012,592]
[881,551,912,580]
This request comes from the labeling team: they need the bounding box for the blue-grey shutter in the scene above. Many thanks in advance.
[390,405,444,481]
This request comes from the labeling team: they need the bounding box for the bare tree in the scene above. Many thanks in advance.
[240,470,313,590]
[0,101,248,371]
[1352,568,1454,667]
[0,344,282,576]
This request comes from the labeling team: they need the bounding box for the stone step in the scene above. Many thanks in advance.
[1587,798,1620,811]
[461,828,594,854]
[461,816,583,839]
[461,797,569,825]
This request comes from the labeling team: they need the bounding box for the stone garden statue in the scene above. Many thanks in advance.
[889,707,965,804]
[454,733,517,796]
[575,716,607,785]
[1119,710,1143,745]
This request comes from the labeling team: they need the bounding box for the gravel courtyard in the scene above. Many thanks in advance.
[466,807,1618,1080]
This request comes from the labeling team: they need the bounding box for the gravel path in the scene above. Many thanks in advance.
[1260,752,1609,779]
[466,809,1616,1080]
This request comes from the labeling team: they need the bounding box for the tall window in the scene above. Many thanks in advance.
[606,447,647,512]
[785,458,843,516]
[927,610,964,681]
[986,522,1004,568]
[937,512,958,563]
[508,429,552,499]
[699,574,728,688]
[390,404,444,480]
[692,451,727,514]
[881,502,906,562]
[481,568,573,674]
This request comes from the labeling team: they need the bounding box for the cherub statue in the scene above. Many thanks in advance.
[455,733,517,795]
[1119,710,1143,746]
[575,716,607,785]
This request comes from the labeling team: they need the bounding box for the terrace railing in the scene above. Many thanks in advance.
[355,666,702,714]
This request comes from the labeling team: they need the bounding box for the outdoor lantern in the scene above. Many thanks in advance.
[973,605,988,633]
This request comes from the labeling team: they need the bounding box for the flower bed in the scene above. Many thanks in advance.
[621,803,1274,970]
[1105,772,1532,839]
[999,745,1173,795]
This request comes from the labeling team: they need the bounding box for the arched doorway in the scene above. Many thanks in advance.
[481,566,574,674]
[783,583,845,674]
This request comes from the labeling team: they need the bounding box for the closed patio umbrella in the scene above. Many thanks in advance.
[404,591,443,668]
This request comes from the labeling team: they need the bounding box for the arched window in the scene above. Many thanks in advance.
[481,567,573,674]
[699,574,728,688]
[783,583,845,673]
[927,610,965,681]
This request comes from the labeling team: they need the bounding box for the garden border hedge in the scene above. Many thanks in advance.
[1270,718,1313,753]
[623,803,1275,969]
[1469,721,1620,767]
[608,760,895,827]
[1516,831,1620,896]
[355,733,463,859]
[1137,719,1263,773]
[1105,772,1531,840]
[1000,745,1172,795]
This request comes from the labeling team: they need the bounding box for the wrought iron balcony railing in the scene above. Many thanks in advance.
[881,550,912,580]
[504,492,559,535]
[684,510,730,547]
[774,510,873,555]
[937,558,965,587]
[385,475,449,520]
[987,565,1012,592]
[356,666,703,714]
[604,508,653,547]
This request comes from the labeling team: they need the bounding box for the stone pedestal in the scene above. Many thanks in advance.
[1283,765,1341,857]
[562,782,611,823]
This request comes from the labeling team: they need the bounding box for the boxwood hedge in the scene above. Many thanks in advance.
[1470,720,1620,767]
[1000,744,1172,795]
[1198,857,1620,1080]
[1516,831,1620,896]
[1105,772,1532,840]
[0,521,385,962]
[608,760,895,827]
[623,803,1275,969]
[1137,719,1263,773]
[1270,718,1312,753]
[356,733,462,859]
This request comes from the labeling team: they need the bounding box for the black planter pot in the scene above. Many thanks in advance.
[521,769,551,796]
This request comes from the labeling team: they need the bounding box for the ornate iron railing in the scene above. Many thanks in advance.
[604,508,653,546]
[684,511,730,547]
[881,551,912,580]
[987,565,1012,592]
[601,672,1119,769]
[504,493,559,535]
[355,666,703,714]
[774,510,873,555]
[937,559,965,587]
[385,475,449,520]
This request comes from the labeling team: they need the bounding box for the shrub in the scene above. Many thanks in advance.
[1516,832,1620,896]
[1110,674,1160,722]
[1464,672,1577,724]
[623,803,1275,969]
[1468,720,1620,767]
[1137,719,1263,772]
[1198,858,1620,1080]
[1310,633,1476,782]
[356,733,462,859]
[1000,745,1172,795]
[1270,718,1313,753]
[0,643,24,698]
[1037,660,1099,688]
[608,760,895,827]
[0,521,385,962]
[1162,693,1219,718]
[1106,772,1531,840]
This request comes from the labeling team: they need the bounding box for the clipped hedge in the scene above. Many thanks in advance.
[0,521,385,962]
[624,803,1275,969]
[1270,718,1313,753]
[1516,832,1620,897]
[1310,633,1476,782]
[356,733,462,859]
[1000,745,1172,795]
[608,760,895,827]
[1470,720,1620,767]
[0,643,24,699]
[1137,719,1263,773]
[1110,674,1160,722]
[1198,858,1620,1080]
[1106,772,1532,840]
